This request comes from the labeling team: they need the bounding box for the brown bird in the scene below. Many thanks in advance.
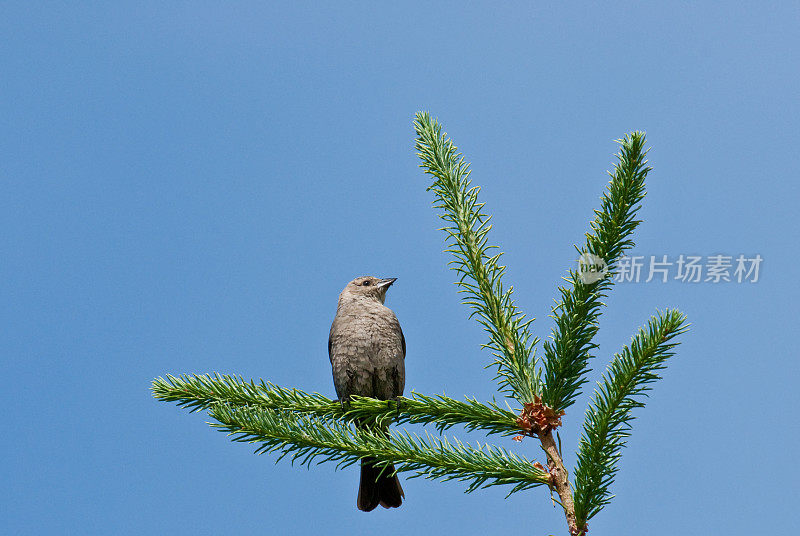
[328,276,405,511]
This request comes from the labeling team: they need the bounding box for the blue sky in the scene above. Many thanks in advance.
[2,3,798,535]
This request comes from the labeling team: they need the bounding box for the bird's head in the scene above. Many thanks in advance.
[339,276,397,305]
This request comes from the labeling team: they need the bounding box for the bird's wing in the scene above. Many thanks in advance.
[328,321,334,364]
[399,320,406,359]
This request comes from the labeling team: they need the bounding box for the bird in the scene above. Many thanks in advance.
[328,275,405,512]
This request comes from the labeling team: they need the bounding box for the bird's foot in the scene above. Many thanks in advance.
[335,397,352,414]
[388,396,403,419]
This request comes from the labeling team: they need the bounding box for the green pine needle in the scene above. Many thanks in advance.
[572,309,689,524]
[414,111,540,403]
[152,373,523,437]
[208,402,550,494]
[541,132,651,413]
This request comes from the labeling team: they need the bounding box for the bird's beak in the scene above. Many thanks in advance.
[376,277,397,289]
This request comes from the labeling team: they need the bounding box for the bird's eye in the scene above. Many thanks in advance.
[362,280,371,286]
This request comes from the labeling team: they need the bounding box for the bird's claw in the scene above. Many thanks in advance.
[335,397,352,413]
[388,396,403,419]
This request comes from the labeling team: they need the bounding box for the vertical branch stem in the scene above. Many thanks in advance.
[540,431,582,536]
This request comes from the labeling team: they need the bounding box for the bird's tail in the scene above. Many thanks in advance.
[357,457,404,512]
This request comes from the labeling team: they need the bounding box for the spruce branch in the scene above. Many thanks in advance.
[152,374,523,437]
[208,402,550,494]
[541,132,651,414]
[414,111,540,403]
[152,114,689,536]
[152,373,337,414]
[541,430,581,535]
[347,393,521,437]
[572,309,689,525]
